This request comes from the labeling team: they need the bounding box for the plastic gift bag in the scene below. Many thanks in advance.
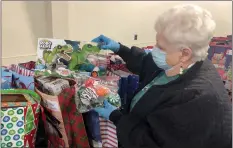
[1,89,41,148]
[74,75,121,113]
[35,77,89,148]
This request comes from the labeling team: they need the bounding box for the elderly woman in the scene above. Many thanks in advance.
[92,4,232,148]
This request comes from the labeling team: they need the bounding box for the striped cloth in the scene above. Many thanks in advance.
[99,117,118,148]
[9,64,35,76]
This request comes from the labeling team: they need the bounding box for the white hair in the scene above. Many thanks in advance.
[155,4,216,61]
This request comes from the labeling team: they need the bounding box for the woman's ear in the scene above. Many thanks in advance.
[180,48,192,62]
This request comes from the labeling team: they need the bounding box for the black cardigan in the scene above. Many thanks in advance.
[109,44,232,148]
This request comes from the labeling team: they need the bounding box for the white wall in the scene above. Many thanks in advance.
[68,1,232,46]
[2,1,53,65]
[2,1,232,65]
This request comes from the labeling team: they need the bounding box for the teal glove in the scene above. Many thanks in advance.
[92,35,120,52]
[94,100,117,120]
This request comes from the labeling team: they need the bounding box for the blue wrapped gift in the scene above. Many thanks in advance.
[1,67,13,89]
[12,71,34,90]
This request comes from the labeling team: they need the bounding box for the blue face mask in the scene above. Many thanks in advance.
[151,47,172,70]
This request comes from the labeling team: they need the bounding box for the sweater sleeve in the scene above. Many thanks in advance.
[116,44,147,75]
[109,110,161,148]
[110,110,160,148]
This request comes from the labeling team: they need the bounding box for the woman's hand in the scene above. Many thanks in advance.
[94,100,117,120]
[92,35,120,52]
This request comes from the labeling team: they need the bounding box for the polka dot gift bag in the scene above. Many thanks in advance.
[1,89,42,148]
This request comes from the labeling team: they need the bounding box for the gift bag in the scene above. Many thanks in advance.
[74,74,121,113]
[1,89,41,148]
[35,77,89,148]
[99,117,118,148]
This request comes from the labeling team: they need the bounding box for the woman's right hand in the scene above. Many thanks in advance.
[92,35,120,52]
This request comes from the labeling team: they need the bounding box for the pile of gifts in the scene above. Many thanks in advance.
[1,35,231,148]
[1,38,139,148]
[208,35,232,100]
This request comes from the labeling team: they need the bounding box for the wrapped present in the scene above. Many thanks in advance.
[34,67,74,78]
[9,62,35,77]
[108,64,130,73]
[74,75,121,113]
[4,64,35,90]
[2,78,11,89]
[119,74,139,111]
[1,67,13,89]
[82,111,102,143]
[106,70,139,112]
[35,78,89,148]
[36,38,101,71]
[86,54,110,70]
[99,117,118,148]
[11,72,34,90]
[208,41,232,80]
[18,61,36,71]
[211,37,229,42]
[1,89,41,148]
[106,53,130,73]
[109,54,125,65]
[35,76,70,96]
[208,37,232,96]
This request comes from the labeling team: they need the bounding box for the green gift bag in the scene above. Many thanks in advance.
[1,89,41,148]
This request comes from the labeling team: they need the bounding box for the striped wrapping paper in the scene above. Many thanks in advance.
[99,117,118,148]
[9,64,35,76]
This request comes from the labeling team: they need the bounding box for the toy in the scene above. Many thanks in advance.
[37,38,101,71]
[68,44,100,70]
[74,76,121,113]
